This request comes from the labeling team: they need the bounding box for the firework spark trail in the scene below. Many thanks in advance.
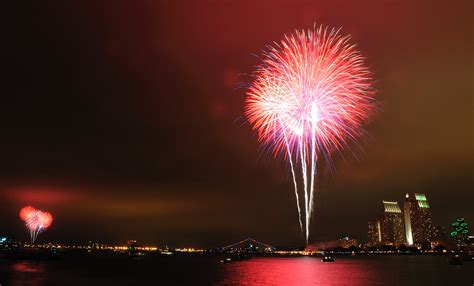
[281,124,303,234]
[299,136,309,243]
[245,25,375,243]
[309,119,317,233]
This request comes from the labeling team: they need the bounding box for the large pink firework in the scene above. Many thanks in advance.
[19,206,53,243]
[245,25,376,243]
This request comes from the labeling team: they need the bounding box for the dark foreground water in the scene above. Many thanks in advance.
[0,254,472,286]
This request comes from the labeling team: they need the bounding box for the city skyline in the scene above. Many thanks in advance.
[1,192,467,248]
[366,193,452,247]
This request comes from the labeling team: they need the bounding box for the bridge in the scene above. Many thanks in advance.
[220,238,275,253]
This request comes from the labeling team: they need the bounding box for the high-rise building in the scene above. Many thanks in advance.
[432,226,446,242]
[404,193,434,244]
[450,218,469,248]
[381,201,405,245]
[367,219,382,245]
[403,194,414,245]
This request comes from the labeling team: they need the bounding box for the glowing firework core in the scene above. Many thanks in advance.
[245,26,375,243]
[19,206,53,243]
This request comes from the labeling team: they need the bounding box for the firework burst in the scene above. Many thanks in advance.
[245,25,376,243]
[19,206,53,243]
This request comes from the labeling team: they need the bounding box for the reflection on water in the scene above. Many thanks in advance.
[10,261,47,286]
[12,261,46,273]
[0,255,472,286]
[219,257,377,286]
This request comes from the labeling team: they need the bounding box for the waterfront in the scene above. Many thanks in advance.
[0,255,472,285]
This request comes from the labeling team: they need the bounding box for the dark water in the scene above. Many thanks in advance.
[0,254,472,285]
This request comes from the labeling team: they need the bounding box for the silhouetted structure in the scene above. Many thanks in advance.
[221,238,275,253]
[339,236,358,248]
[309,236,359,250]
[367,219,382,246]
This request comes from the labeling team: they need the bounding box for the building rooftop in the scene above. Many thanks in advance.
[382,200,402,213]
[414,193,430,208]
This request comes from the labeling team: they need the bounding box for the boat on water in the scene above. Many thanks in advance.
[321,256,336,262]
[220,257,232,264]
[448,255,463,265]
[128,251,146,259]
[219,252,252,264]
[234,253,251,261]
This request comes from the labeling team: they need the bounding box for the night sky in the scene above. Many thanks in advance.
[2,0,472,247]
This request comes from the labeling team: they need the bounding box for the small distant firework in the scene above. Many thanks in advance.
[245,25,376,243]
[19,206,53,243]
